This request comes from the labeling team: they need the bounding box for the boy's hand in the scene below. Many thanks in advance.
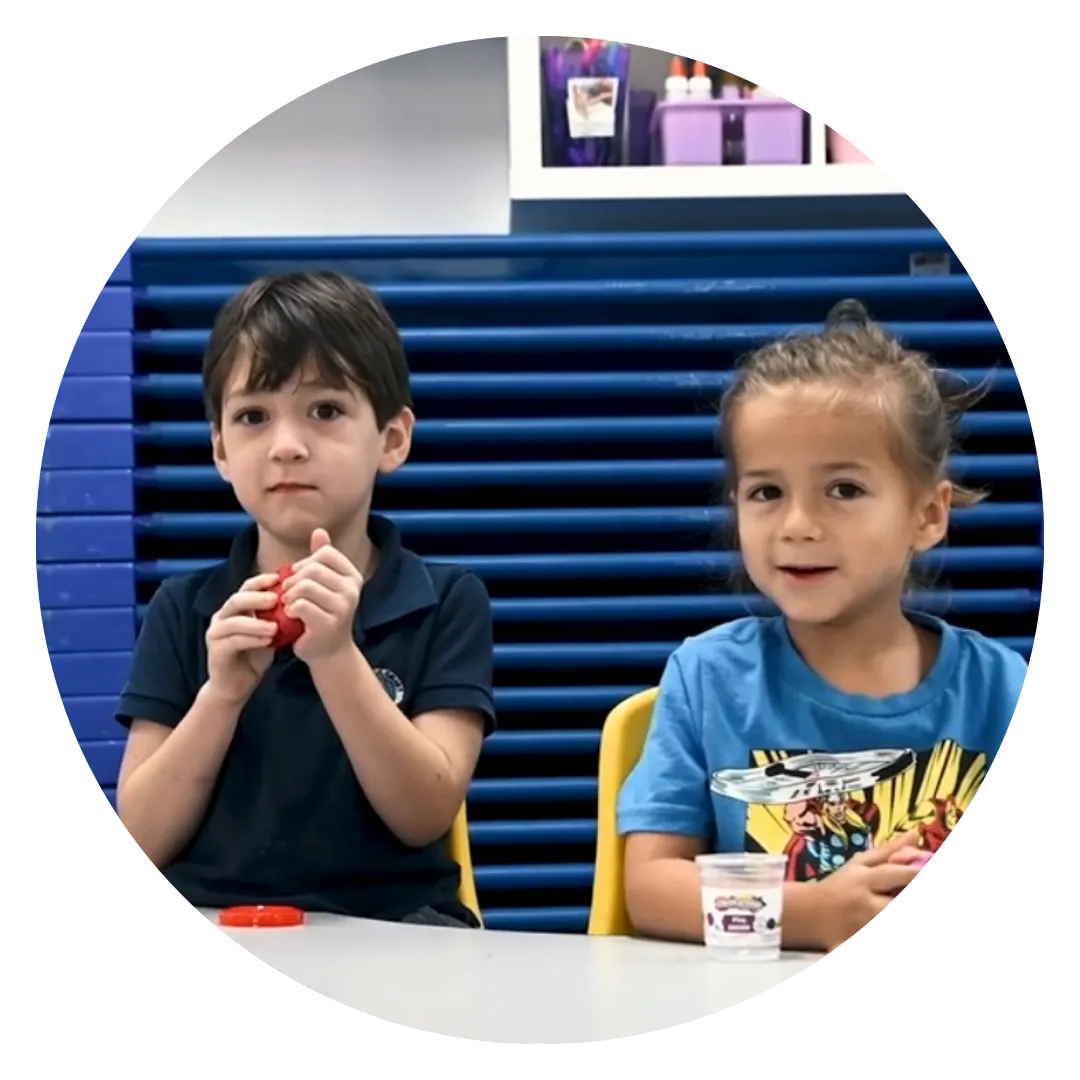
[205,573,279,705]
[815,830,922,952]
[283,528,364,662]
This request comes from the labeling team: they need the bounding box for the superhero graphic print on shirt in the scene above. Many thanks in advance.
[709,741,984,881]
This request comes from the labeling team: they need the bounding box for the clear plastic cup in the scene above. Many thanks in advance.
[695,853,788,961]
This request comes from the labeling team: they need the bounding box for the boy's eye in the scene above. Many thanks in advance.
[311,401,344,421]
[746,484,782,502]
[234,408,267,426]
[828,481,865,500]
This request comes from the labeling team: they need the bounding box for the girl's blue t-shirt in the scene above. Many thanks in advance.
[617,615,1027,878]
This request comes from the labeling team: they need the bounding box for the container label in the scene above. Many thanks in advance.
[702,885,783,948]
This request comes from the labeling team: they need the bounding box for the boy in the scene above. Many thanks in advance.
[115,271,495,927]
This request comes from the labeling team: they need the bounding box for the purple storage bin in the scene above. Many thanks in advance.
[654,99,804,166]
[743,100,804,164]
[654,101,724,165]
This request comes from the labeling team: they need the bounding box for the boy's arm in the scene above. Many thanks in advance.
[114,582,221,867]
[308,572,495,848]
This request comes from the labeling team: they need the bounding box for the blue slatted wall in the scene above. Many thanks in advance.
[52,231,1041,933]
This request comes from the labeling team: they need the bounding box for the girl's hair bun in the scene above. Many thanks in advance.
[825,298,872,329]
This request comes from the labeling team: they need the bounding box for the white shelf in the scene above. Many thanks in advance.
[507,37,903,203]
[510,163,901,202]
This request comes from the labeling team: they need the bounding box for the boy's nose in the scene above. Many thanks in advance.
[268,423,309,461]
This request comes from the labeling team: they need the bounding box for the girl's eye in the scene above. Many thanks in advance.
[312,402,344,421]
[234,408,266,426]
[746,484,782,502]
[828,481,865,500]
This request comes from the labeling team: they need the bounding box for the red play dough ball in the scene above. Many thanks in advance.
[257,562,305,649]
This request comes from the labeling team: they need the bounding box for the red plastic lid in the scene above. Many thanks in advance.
[219,905,305,928]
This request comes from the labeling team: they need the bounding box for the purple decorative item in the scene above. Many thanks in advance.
[541,39,631,167]
[628,90,657,167]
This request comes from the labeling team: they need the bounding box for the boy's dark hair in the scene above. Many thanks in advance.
[202,271,413,429]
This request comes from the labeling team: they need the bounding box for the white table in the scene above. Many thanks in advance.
[205,911,818,1042]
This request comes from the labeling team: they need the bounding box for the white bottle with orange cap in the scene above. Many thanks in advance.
[688,60,714,100]
[665,56,689,101]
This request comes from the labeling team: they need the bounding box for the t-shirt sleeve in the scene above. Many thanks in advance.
[115,582,196,730]
[408,572,496,734]
[616,650,711,839]
[989,643,1030,761]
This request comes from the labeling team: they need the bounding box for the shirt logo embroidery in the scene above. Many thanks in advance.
[373,668,405,705]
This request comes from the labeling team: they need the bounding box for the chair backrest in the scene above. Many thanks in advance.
[449,802,483,926]
[588,687,659,935]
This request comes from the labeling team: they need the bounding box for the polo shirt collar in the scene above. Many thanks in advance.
[193,514,438,633]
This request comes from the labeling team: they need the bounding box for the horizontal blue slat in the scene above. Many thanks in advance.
[455,546,1044,578]
[76,743,124,786]
[42,608,135,652]
[496,688,644,712]
[484,730,601,754]
[53,376,132,420]
[132,454,1037,495]
[66,333,133,376]
[64,677,628,718]
[36,517,134,562]
[110,250,132,284]
[71,725,596,760]
[64,696,127,740]
[51,652,131,696]
[76,738,604,799]
[38,563,135,607]
[127,501,1043,540]
[496,635,1036,660]
[37,470,133,514]
[134,229,949,259]
[85,287,133,332]
[135,410,1031,450]
[136,321,1003,356]
[470,820,598,846]
[133,368,1018,401]
[468,778,598,804]
[492,638,1033,669]
[135,274,979,310]
[474,864,594,891]
[73,630,1036,669]
[102,785,117,810]
[134,590,1040,626]
[134,546,1043,584]
[42,425,134,469]
[482,907,589,933]
[491,589,1040,622]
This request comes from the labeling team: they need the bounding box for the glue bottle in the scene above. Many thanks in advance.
[688,60,713,99]
[665,56,689,101]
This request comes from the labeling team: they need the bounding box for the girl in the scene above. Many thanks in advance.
[617,301,1028,952]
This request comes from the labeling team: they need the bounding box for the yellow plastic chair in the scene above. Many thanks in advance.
[588,687,659,936]
[449,802,483,926]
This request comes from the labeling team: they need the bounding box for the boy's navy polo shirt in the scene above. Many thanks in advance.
[116,514,495,923]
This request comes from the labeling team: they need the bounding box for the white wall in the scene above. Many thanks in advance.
[141,39,511,237]
[141,36,920,239]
